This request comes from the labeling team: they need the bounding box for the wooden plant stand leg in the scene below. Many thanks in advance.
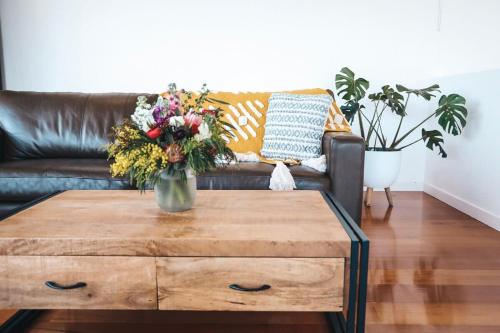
[364,188,373,207]
[384,187,394,206]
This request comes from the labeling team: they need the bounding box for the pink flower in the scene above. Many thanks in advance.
[168,95,181,112]
[169,101,179,112]
[184,112,203,134]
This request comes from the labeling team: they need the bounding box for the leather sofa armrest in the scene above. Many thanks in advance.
[322,132,365,225]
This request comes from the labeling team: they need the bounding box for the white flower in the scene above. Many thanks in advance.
[156,95,164,105]
[169,116,185,127]
[194,122,212,142]
[131,96,155,132]
[136,95,151,110]
[155,95,168,109]
[131,107,154,132]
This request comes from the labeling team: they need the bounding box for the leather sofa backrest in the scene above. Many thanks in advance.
[0,91,156,160]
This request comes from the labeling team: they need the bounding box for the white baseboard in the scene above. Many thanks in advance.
[424,183,500,231]
[392,181,424,191]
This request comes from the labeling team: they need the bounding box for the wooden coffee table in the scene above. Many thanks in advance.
[0,190,368,333]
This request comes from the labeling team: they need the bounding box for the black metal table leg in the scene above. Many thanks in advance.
[0,310,41,333]
[325,312,346,333]
[0,192,62,221]
[322,192,370,333]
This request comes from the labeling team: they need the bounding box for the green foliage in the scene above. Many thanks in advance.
[207,97,230,105]
[335,67,369,101]
[436,94,468,135]
[396,84,440,100]
[335,67,468,158]
[340,101,362,124]
[422,129,447,158]
[335,67,369,135]
[369,85,406,116]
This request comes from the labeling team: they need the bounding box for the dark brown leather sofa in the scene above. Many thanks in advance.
[0,91,365,224]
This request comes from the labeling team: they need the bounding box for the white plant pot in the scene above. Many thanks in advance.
[364,150,402,189]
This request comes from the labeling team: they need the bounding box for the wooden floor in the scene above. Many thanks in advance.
[363,192,500,332]
[1,192,499,332]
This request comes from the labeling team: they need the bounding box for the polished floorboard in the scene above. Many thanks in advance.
[1,192,499,332]
[363,192,500,332]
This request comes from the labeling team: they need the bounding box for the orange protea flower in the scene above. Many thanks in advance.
[166,143,185,163]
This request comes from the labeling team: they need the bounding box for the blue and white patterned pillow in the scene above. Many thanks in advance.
[261,93,332,161]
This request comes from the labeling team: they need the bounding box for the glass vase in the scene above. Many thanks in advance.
[154,168,197,212]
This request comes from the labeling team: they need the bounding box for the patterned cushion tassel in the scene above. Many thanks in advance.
[269,162,296,191]
[301,155,327,173]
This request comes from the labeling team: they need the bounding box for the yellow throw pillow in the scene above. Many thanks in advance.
[204,88,351,156]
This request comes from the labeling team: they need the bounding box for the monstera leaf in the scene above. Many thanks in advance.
[422,129,447,158]
[335,67,369,102]
[340,101,362,124]
[369,85,405,116]
[435,94,467,135]
[396,84,440,101]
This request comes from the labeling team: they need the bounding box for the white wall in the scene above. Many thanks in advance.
[437,0,500,77]
[424,71,500,231]
[423,1,500,231]
[0,0,499,197]
[0,0,440,92]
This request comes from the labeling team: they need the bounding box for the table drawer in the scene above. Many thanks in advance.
[0,256,157,309]
[157,257,344,311]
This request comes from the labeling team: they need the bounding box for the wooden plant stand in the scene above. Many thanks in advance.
[364,187,394,207]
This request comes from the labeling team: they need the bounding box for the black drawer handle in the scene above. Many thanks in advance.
[229,284,271,292]
[45,281,87,290]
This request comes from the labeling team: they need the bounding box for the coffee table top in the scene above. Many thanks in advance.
[0,190,350,258]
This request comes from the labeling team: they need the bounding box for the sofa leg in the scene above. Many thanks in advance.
[384,187,394,206]
[364,188,373,207]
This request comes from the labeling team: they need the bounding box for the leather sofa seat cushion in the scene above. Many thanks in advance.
[0,159,329,202]
[198,163,330,190]
[0,159,131,202]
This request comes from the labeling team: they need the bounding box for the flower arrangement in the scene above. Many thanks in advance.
[108,84,235,192]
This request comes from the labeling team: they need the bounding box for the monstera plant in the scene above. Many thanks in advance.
[335,67,468,157]
[335,67,468,205]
